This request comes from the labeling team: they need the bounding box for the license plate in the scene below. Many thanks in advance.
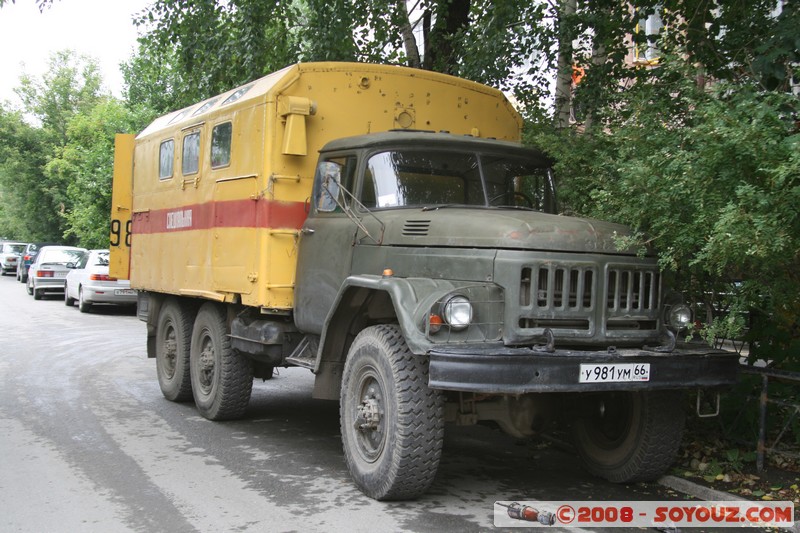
[579,363,650,383]
[114,289,136,296]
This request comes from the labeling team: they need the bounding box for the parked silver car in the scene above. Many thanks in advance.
[26,246,87,300]
[65,249,137,312]
[0,242,27,275]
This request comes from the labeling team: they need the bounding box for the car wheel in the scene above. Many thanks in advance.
[26,277,33,295]
[65,283,76,306]
[340,324,445,500]
[33,287,43,300]
[156,299,194,402]
[190,303,254,420]
[78,287,92,313]
[571,390,685,483]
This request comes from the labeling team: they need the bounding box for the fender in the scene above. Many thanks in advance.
[311,274,472,399]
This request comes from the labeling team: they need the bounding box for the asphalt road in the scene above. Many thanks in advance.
[0,273,731,533]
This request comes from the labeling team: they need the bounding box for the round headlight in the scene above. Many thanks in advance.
[667,303,692,329]
[442,295,472,331]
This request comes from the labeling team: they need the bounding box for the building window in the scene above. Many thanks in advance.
[635,11,663,64]
[211,122,232,169]
[182,132,200,175]
[159,139,174,180]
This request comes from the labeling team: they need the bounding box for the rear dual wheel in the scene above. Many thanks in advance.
[155,300,194,402]
[189,303,253,420]
[572,390,685,483]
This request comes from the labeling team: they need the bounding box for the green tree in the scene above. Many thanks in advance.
[0,106,57,240]
[16,50,104,147]
[49,99,151,248]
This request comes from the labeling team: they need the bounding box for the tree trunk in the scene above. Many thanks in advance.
[423,0,470,74]
[398,0,422,68]
[555,0,577,129]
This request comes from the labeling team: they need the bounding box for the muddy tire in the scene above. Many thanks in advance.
[340,324,444,500]
[189,303,253,420]
[156,299,194,402]
[572,390,685,483]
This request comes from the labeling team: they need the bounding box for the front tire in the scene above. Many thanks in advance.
[26,277,33,295]
[189,303,253,420]
[572,390,685,483]
[340,324,444,500]
[156,299,194,402]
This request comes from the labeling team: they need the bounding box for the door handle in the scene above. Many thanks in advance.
[300,228,315,235]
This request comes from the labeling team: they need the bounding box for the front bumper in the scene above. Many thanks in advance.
[428,344,739,393]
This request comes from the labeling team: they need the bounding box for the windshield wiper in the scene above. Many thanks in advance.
[420,204,468,212]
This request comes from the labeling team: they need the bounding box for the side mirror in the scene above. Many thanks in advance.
[316,161,342,213]
[66,262,76,269]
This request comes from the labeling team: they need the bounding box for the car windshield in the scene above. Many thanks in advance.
[40,249,85,265]
[2,244,25,254]
[360,149,555,212]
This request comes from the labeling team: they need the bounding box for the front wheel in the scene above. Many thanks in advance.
[571,390,685,483]
[340,324,444,500]
[189,303,253,420]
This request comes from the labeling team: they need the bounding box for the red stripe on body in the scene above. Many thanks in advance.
[132,199,308,234]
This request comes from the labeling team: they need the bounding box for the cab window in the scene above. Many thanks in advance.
[182,132,200,175]
[159,139,174,180]
[314,156,357,213]
[211,122,232,169]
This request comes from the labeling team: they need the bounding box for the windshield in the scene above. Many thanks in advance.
[2,244,26,254]
[359,149,555,213]
[40,249,85,265]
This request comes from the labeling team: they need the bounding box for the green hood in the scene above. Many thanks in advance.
[369,208,644,255]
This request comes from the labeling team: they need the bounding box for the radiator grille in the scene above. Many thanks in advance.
[521,265,595,311]
[606,269,658,312]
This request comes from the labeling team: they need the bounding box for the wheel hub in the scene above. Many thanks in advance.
[198,338,215,391]
[355,397,381,430]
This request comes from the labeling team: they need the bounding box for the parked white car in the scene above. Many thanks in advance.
[65,249,137,312]
[0,241,27,275]
[27,246,87,300]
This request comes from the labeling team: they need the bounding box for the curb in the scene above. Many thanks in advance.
[659,475,799,532]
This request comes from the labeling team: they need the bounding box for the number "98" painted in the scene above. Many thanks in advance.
[110,219,132,247]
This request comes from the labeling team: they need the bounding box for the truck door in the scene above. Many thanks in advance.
[212,175,258,294]
[294,156,359,334]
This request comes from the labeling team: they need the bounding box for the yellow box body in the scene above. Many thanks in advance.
[111,62,522,310]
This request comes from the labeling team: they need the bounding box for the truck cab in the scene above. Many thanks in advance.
[292,130,738,499]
